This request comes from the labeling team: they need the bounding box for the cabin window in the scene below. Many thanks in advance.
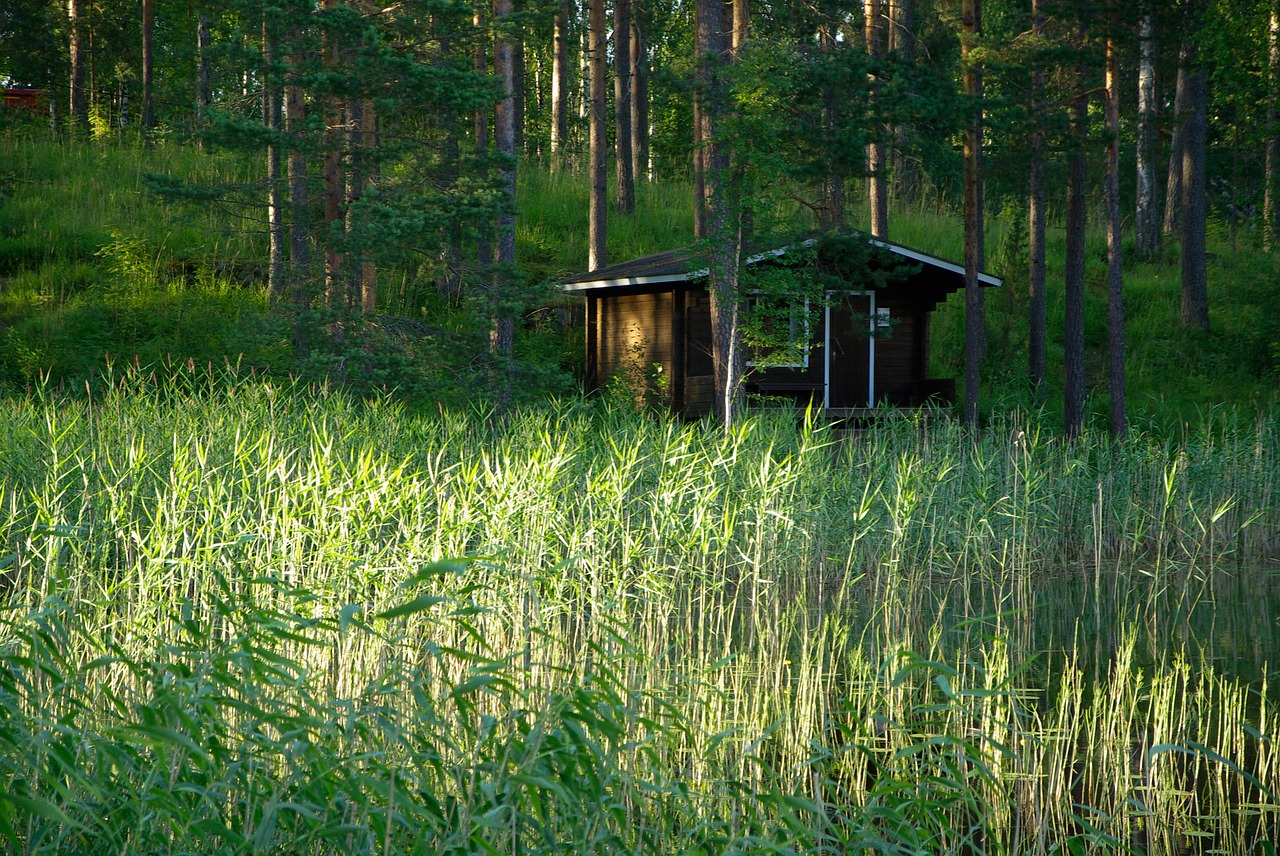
[745,297,811,369]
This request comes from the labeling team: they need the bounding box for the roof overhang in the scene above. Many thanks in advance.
[560,234,1002,292]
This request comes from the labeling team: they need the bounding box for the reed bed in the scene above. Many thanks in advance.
[0,369,1277,853]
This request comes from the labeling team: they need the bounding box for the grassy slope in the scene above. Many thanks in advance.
[2,129,1277,427]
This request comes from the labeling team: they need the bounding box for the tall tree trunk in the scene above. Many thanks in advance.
[346,98,377,315]
[69,0,88,133]
[614,0,635,214]
[511,0,525,157]
[588,0,607,268]
[1181,67,1209,330]
[1064,4,1089,442]
[889,0,917,202]
[1266,3,1279,251]
[264,15,285,303]
[1106,27,1126,441]
[693,93,706,237]
[1028,0,1046,400]
[475,5,491,272]
[733,0,749,49]
[962,0,982,429]
[323,0,345,311]
[866,0,888,238]
[631,6,648,182]
[1134,0,1158,257]
[285,33,311,357]
[142,0,154,135]
[818,8,843,228]
[698,0,742,427]
[1163,17,1192,238]
[550,0,569,169]
[494,0,518,376]
[197,15,211,125]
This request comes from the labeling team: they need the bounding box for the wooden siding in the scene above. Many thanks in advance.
[598,290,674,383]
[684,290,714,377]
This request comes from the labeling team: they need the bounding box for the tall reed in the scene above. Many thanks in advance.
[0,368,1277,852]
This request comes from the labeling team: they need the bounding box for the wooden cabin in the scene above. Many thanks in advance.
[562,232,1001,417]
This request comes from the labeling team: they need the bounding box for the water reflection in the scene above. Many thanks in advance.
[858,564,1280,701]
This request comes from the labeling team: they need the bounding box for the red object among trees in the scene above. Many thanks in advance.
[2,89,44,110]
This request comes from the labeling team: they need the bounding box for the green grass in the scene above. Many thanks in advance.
[1,128,1278,421]
[0,374,1277,852]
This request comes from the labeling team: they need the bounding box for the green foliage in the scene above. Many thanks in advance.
[0,387,1278,851]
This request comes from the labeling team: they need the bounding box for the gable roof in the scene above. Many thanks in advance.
[561,233,1003,292]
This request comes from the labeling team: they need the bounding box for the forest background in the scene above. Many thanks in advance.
[0,0,1278,432]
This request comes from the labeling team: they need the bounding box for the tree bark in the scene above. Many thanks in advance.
[1266,3,1279,251]
[1105,28,1126,442]
[614,0,635,214]
[141,0,154,135]
[698,0,742,427]
[1134,0,1158,257]
[285,31,311,357]
[866,0,888,238]
[631,6,649,182]
[323,0,345,310]
[1064,4,1089,442]
[197,15,211,125]
[961,0,982,429]
[511,0,525,157]
[1181,67,1209,331]
[346,98,377,315]
[550,0,569,168]
[819,9,843,229]
[264,15,285,303]
[475,5,492,271]
[493,0,518,371]
[69,0,88,133]
[587,0,607,268]
[889,0,917,202]
[1163,18,1192,238]
[1028,0,1046,400]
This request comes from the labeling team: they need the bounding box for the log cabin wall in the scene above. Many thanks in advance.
[682,288,715,417]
